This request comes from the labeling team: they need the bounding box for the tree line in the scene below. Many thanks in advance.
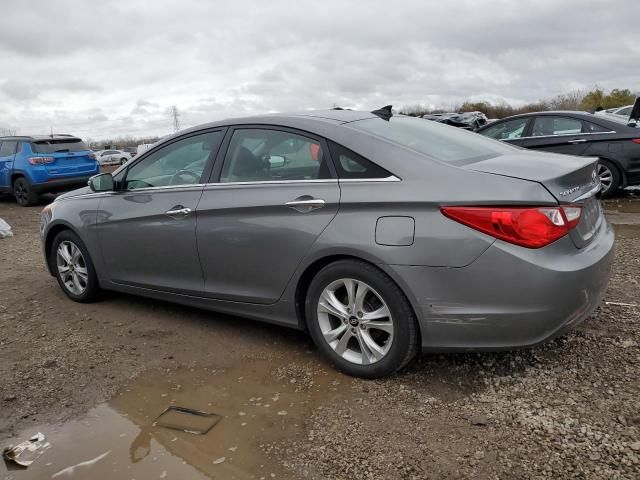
[401,87,637,119]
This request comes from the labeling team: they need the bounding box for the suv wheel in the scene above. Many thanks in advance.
[13,177,39,206]
[51,230,100,302]
[305,260,419,378]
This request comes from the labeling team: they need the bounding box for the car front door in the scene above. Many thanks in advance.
[196,126,340,304]
[96,130,224,294]
[477,117,531,146]
[523,116,591,155]
[0,140,18,191]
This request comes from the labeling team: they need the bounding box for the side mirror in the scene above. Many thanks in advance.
[88,173,114,192]
[268,155,286,168]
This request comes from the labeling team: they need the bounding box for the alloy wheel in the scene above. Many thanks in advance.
[317,278,394,365]
[14,182,27,205]
[597,163,613,193]
[56,241,89,295]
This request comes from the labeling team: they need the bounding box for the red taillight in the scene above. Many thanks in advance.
[632,139,640,144]
[28,156,54,165]
[441,205,582,248]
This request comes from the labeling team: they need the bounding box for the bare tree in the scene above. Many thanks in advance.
[0,127,17,136]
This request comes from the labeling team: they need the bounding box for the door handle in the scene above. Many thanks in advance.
[567,138,587,144]
[285,198,326,212]
[165,206,192,217]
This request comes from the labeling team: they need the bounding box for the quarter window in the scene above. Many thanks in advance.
[480,118,529,140]
[220,129,331,182]
[584,122,612,133]
[328,141,393,179]
[531,117,583,136]
[125,131,222,190]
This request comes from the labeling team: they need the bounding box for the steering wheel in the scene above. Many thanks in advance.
[169,170,200,185]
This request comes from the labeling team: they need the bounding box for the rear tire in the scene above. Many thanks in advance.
[13,177,39,206]
[305,260,419,378]
[120,158,127,165]
[50,230,100,303]
[598,160,620,198]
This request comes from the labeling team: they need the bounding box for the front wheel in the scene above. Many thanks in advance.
[598,160,620,198]
[50,230,100,302]
[305,260,419,378]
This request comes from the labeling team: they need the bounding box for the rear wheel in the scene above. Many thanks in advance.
[598,160,620,198]
[50,230,100,302]
[120,157,127,165]
[305,260,419,378]
[13,177,39,206]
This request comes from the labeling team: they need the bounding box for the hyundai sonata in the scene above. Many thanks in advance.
[40,107,614,378]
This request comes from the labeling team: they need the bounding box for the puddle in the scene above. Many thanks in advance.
[1,356,354,479]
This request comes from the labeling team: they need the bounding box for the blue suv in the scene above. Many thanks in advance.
[0,135,99,206]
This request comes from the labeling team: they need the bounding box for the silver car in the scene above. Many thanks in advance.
[40,109,614,378]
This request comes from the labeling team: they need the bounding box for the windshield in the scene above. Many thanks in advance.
[350,116,518,164]
[32,138,88,154]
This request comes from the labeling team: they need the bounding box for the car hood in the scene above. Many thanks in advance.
[466,150,599,203]
[56,186,91,200]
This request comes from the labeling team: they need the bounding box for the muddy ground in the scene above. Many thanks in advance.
[0,189,639,479]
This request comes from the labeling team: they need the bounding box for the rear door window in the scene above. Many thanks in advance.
[219,128,332,182]
[32,139,88,153]
[531,117,583,136]
[0,141,17,156]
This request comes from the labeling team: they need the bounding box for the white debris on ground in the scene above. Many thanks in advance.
[0,218,13,238]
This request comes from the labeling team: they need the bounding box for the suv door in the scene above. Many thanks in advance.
[523,116,591,155]
[0,140,18,191]
[96,130,224,294]
[196,126,340,304]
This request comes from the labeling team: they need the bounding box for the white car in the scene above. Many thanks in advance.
[595,104,633,122]
[95,150,131,166]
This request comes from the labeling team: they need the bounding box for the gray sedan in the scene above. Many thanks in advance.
[40,108,614,378]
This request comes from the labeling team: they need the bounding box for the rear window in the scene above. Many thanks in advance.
[31,138,88,154]
[350,116,516,164]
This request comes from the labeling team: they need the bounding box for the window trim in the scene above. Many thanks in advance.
[208,124,338,184]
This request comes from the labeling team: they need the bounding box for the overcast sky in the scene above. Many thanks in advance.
[0,0,638,140]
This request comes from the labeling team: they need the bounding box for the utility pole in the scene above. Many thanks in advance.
[170,105,181,132]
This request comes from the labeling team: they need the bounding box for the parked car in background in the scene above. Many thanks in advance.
[136,143,155,156]
[123,146,137,158]
[94,149,131,166]
[476,111,640,197]
[41,108,613,378]
[0,135,98,206]
[422,111,488,130]
[594,104,633,123]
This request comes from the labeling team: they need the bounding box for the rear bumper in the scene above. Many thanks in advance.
[384,219,615,352]
[31,176,91,194]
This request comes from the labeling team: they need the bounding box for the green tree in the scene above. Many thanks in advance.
[602,88,635,109]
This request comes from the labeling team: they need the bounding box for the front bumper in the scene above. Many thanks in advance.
[384,219,615,352]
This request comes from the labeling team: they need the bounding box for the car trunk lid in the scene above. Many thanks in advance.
[32,139,97,177]
[466,151,603,248]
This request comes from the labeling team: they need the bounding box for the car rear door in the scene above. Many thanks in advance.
[196,126,340,304]
[477,117,531,146]
[523,116,591,155]
[0,140,17,190]
[95,129,224,294]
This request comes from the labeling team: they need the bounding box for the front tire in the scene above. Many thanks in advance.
[598,160,620,198]
[50,230,100,302]
[305,260,419,378]
[13,177,39,206]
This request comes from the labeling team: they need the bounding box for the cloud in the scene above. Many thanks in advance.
[0,0,638,139]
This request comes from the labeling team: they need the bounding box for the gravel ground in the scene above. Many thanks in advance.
[0,192,638,479]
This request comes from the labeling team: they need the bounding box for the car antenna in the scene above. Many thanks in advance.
[371,105,393,121]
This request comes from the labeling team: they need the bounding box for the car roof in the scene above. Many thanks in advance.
[0,134,81,141]
[477,110,632,131]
